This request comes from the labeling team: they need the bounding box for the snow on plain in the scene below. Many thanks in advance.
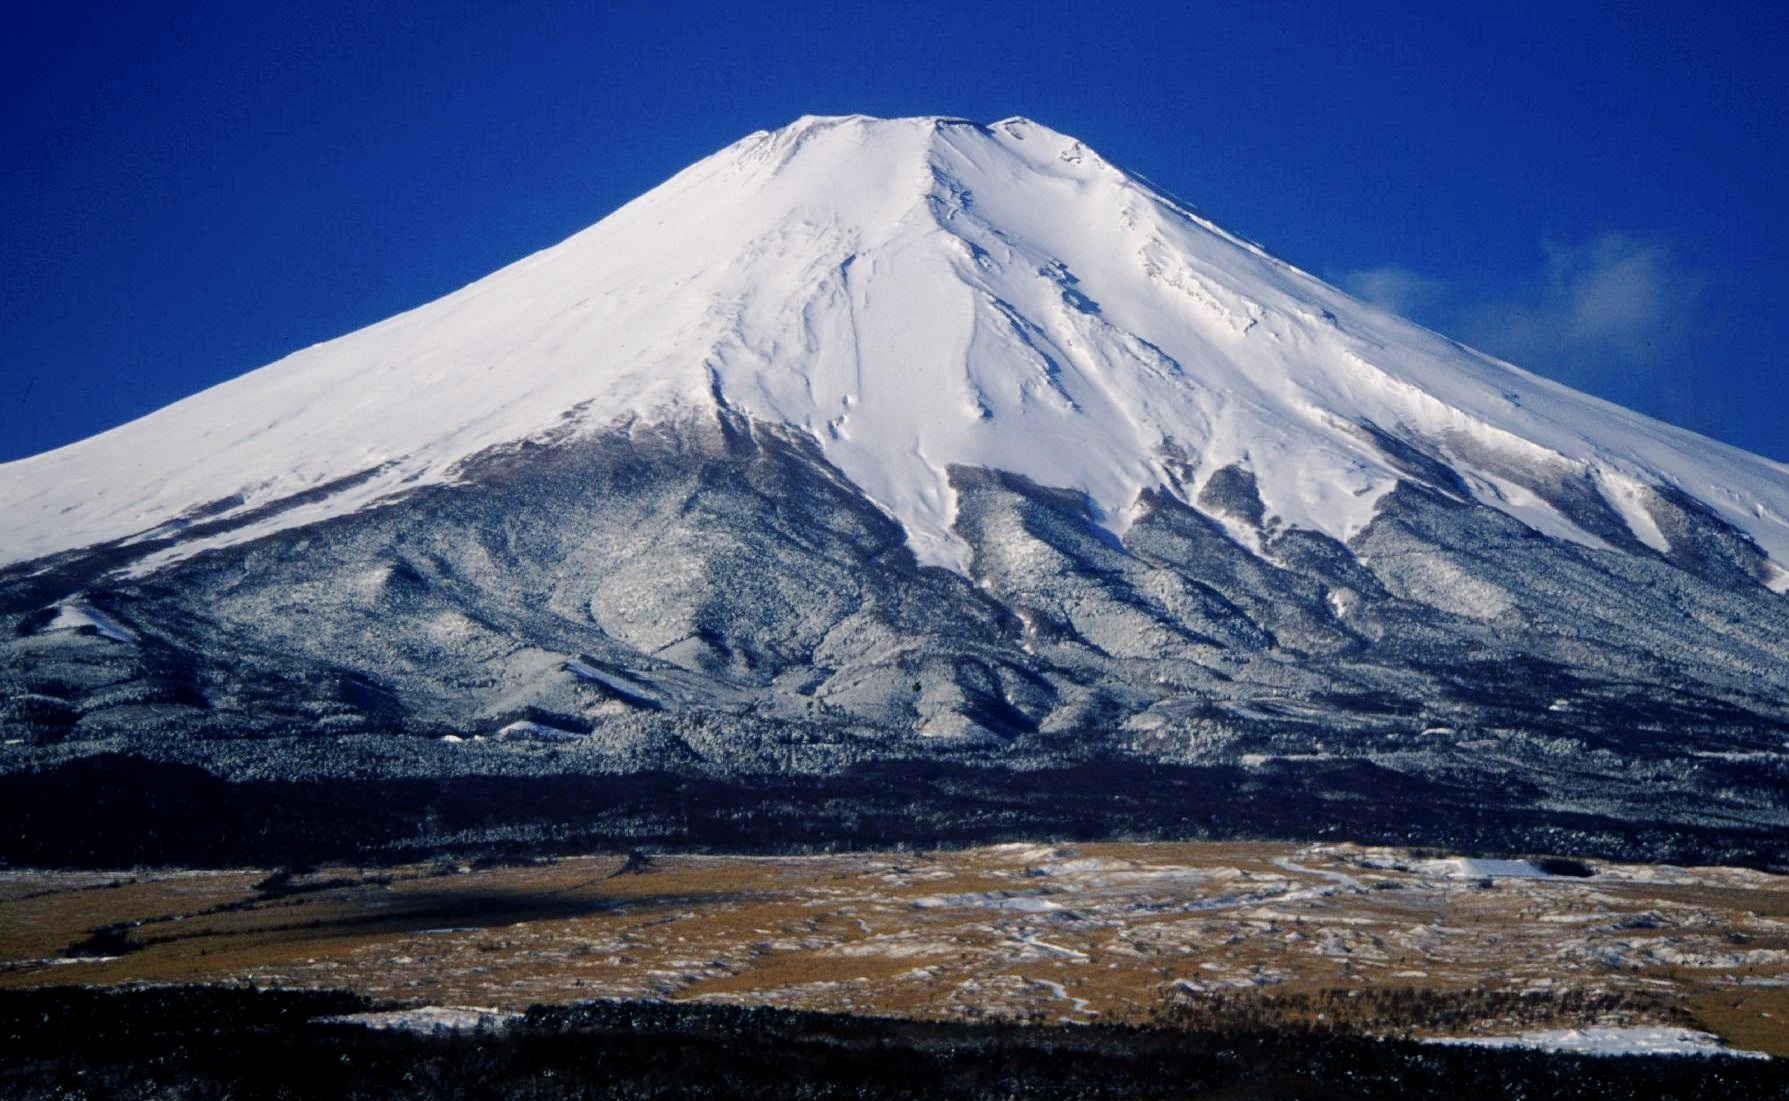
[1425,1026,1770,1059]
[1414,857,1556,880]
[2,116,1786,578]
[323,1006,520,1033]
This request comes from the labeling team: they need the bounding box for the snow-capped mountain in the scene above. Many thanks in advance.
[4,115,1785,584]
[2,116,1786,862]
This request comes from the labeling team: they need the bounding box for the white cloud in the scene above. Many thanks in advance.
[1466,233,1700,377]
[1340,233,1705,390]
[1339,265,1449,316]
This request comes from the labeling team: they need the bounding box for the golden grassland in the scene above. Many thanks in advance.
[2,842,1784,1054]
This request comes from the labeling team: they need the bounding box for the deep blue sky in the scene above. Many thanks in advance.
[4,1,1786,462]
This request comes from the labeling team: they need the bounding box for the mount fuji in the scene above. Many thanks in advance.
[4,116,1786,864]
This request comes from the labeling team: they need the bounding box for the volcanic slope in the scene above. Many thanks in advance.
[1,116,1785,860]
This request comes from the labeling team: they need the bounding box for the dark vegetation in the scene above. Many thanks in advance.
[2,986,1782,1100]
[2,753,1782,871]
[1151,986,1692,1038]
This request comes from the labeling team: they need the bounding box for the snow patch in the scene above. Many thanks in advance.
[494,720,584,742]
[324,1006,519,1033]
[1425,1026,1769,1059]
[1028,977,1097,1016]
[44,603,137,643]
[1415,857,1555,879]
[912,890,1062,913]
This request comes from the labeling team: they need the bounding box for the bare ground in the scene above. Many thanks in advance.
[3,841,1784,1055]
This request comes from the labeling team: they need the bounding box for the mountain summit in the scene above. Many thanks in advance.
[4,114,1786,584]
[2,117,1786,865]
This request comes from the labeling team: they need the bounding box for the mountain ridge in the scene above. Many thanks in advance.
[2,116,1786,864]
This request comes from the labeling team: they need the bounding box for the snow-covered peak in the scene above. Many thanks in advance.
[3,115,1787,583]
